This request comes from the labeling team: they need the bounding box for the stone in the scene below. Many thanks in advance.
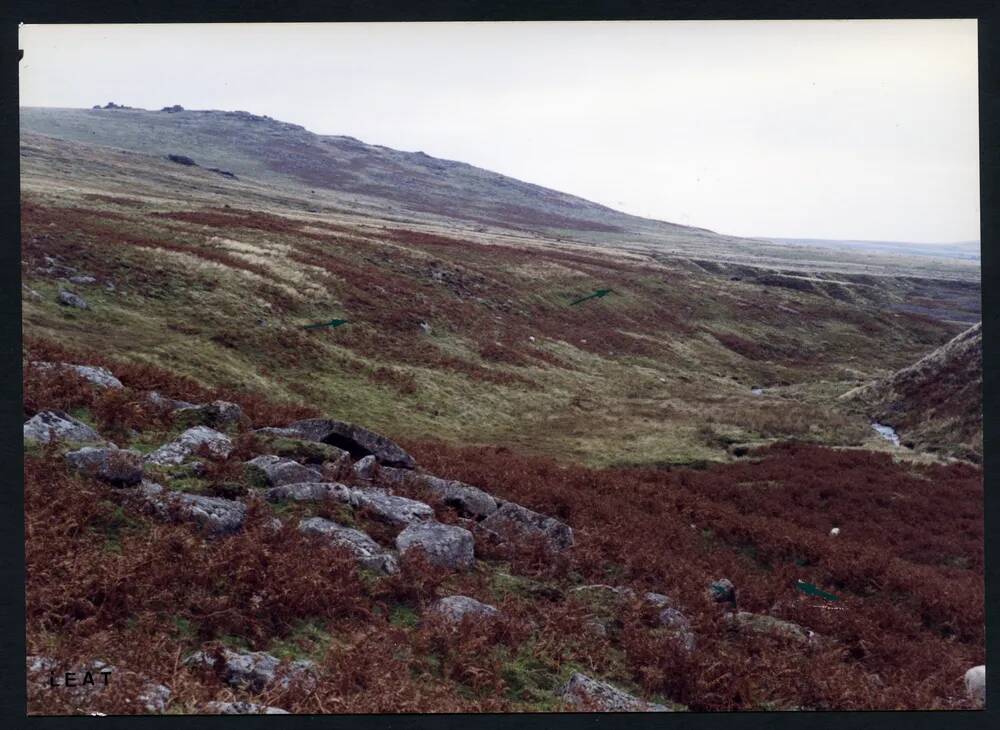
[202,701,289,715]
[277,418,416,468]
[298,517,399,574]
[352,454,378,479]
[145,426,233,465]
[146,391,197,410]
[557,672,671,712]
[184,649,313,693]
[175,400,243,428]
[24,410,103,444]
[68,275,97,285]
[264,481,353,504]
[138,682,172,713]
[657,607,697,652]
[431,595,499,623]
[379,467,498,518]
[965,665,985,705]
[725,611,818,645]
[58,289,89,309]
[349,488,434,526]
[708,578,736,604]
[136,482,246,535]
[396,522,475,570]
[245,455,324,487]
[65,446,143,486]
[31,362,124,389]
[479,502,573,551]
[252,432,350,465]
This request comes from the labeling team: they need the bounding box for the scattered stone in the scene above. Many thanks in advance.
[725,611,818,645]
[252,432,350,465]
[431,595,499,624]
[24,410,103,444]
[57,289,89,309]
[419,321,432,334]
[184,648,314,693]
[202,701,289,715]
[264,481,353,504]
[146,391,197,410]
[136,482,246,535]
[708,578,736,604]
[31,362,124,389]
[245,455,324,487]
[175,400,243,428]
[352,454,378,479]
[145,426,233,465]
[138,682,172,713]
[479,502,573,551]
[830,527,841,537]
[276,418,416,468]
[298,516,399,574]
[965,665,985,705]
[557,672,671,712]
[27,655,58,674]
[379,467,498,518]
[396,522,475,570]
[349,488,434,526]
[65,446,144,486]
[657,607,697,652]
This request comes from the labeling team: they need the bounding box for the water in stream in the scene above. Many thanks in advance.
[871,422,900,446]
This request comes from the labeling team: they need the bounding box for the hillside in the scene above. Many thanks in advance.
[842,323,983,461]
[20,106,984,714]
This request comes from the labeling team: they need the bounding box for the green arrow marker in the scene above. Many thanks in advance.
[796,580,839,602]
[569,288,615,306]
[303,318,348,330]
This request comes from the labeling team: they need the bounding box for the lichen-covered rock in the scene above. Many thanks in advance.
[298,517,399,574]
[379,467,498,518]
[31,362,124,389]
[349,488,434,526]
[657,607,697,652]
[65,446,143,486]
[24,410,103,444]
[479,502,573,551]
[135,482,246,535]
[57,289,89,309]
[708,578,736,604]
[396,522,475,570]
[175,400,243,428]
[352,454,378,479]
[965,665,985,705]
[245,455,324,487]
[264,481,353,504]
[725,611,818,645]
[275,418,416,468]
[557,672,671,712]
[202,701,290,715]
[431,595,499,623]
[252,432,350,465]
[137,682,172,713]
[184,649,314,693]
[146,391,196,410]
[145,426,233,465]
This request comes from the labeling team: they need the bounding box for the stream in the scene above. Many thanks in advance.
[871,422,900,446]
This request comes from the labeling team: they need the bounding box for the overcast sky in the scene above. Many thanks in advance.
[20,20,979,243]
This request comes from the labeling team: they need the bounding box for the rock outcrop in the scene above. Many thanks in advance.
[479,502,573,551]
[264,481,353,504]
[145,426,233,465]
[135,482,246,535]
[725,611,818,645]
[31,362,124,389]
[965,664,985,706]
[202,701,289,714]
[557,672,671,712]
[65,446,144,486]
[298,517,399,574]
[396,522,475,570]
[245,455,325,487]
[185,648,314,693]
[24,410,103,444]
[379,467,498,518]
[348,488,434,526]
[268,418,416,468]
[430,595,499,624]
[57,289,89,309]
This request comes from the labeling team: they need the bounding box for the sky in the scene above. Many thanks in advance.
[19,20,980,243]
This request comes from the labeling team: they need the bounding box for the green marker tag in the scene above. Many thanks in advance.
[796,580,839,602]
[303,319,348,330]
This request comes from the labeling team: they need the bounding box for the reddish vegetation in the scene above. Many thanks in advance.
[23,338,983,712]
